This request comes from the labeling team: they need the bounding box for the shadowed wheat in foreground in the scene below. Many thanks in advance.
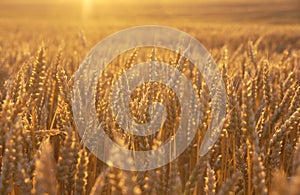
[0,24,299,195]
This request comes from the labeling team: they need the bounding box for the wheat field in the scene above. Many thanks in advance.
[0,0,300,194]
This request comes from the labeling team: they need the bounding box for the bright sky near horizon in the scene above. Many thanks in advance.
[0,0,299,24]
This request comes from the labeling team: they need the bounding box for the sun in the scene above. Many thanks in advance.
[81,0,94,19]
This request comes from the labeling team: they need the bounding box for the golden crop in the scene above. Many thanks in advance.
[0,1,299,194]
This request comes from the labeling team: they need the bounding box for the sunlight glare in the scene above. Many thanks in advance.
[82,0,94,19]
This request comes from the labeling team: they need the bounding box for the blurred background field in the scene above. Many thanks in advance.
[0,0,299,54]
[0,0,299,24]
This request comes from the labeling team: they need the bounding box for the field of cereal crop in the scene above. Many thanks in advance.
[0,0,299,194]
